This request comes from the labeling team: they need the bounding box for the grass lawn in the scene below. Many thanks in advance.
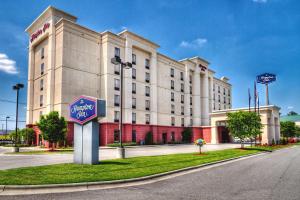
[0,148,263,185]
[245,144,295,152]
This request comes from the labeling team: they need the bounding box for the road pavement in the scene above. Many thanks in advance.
[2,146,300,200]
[0,144,243,170]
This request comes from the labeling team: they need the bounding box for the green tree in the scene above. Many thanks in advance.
[287,111,298,116]
[20,128,35,145]
[37,111,67,150]
[280,121,296,139]
[181,127,192,143]
[145,131,153,145]
[9,129,20,144]
[227,111,262,148]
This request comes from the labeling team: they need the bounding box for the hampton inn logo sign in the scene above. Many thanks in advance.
[30,22,50,43]
[70,96,98,125]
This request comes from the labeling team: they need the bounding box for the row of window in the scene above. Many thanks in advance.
[213,84,231,96]
[114,79,151,95]
[114,47,150,69]
[170,68,185,81]
[213,103,231,110]
[213,94,231,104]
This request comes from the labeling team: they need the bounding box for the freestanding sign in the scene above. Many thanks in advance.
[69,95,105,165]
[256,73,276,106]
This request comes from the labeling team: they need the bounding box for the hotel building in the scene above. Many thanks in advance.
[26,6,232,146]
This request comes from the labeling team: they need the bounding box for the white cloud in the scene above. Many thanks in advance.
[0,53,18,74]
[252,0,267,3]
[179,38,207,49]
[287,106,294,110]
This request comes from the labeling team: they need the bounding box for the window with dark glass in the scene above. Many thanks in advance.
[132,68,136,79]
[218,95,221,102]
[223,88,226,95]
[181,106,184,115]
[181,118,184,127]
[171,104,175,114]
[132,82,136,94]
[190,108,193,116]
[114,111,120,122]
[114,130,120,143]
[40,95,43,107]
[171,92,174,101]
[114,79,120,90]
[145,114,150,124]
[132,54,136,65]
[145,58,150,69]
[132,113,136,124]
[181,95,184,103]
[145,72,150,83]
[171,117,175,126]
[190,96,192,105]
[145,100,150,110]
[132,98,136,109]
[41,63,44,75]
[181,83,184,92]
[190,119,193,126]
[189,75,192,84]
[115,47,120,57]
[40,79,44,91]
[114,64,120,75]
[180,72,184,81]
[41,48,44,59]
[170,68,174,77]
[190,86,192,94]
[171,80,174,90]
[145,86,150,96]
[114,94,120,106]
[132,130,136,142]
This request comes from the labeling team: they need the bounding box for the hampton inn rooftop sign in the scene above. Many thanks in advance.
[30,22,50,43]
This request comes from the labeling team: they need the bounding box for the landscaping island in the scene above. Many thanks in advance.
[0,146,293,186]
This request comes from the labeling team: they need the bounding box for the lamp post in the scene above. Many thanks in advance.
[5,116,10,134]
[111,56,132,159]
[12,83,24,152]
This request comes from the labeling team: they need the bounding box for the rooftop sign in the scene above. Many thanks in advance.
[30,22,50,43]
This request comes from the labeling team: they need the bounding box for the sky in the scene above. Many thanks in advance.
[0,0,299,130]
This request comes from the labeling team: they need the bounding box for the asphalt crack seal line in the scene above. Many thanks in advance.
[0,151,272,196]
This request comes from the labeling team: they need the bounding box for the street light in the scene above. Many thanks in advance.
[12,83,24,152]
[5,116,10,134]
[111,56,132,159]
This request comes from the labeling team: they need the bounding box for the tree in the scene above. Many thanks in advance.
[181,127,192,143]
[226,111,262,148]
[20,128,35,145]
[280,121,296,139]
[145,131,153,145]
[37,111,67,150]
[287,111,298,116]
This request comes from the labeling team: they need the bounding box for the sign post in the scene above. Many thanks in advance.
[256,73,276,106]
[69,95,105,165]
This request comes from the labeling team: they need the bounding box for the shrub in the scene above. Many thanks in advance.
[145,131,153,145]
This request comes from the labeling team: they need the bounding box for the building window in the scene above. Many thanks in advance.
[171,80,174,90]
[190,119,193,126]
[145,58,150,69]
[213,94,215,100]
[181,118,184,127]
[40,95,43,107]
[132,54,136,65]
[145,100,150,111]
[181,106,184,115]
[41,48,44,59]
[132,82,136,94]
[115,47,120,57]
[41,63,44,75]
[40,79,44,91]
[171,132,175,142]
[114,111,120,122]
[218,95,221,103]
[114,79,120,90]
[114,64,120,75]
[214,103,216,110]
[170,68,174,77]
[180,72,184,81]
[181,95,184,103]
[223,88,226,95]
[228,89,231,96]
[181,83,184,92]
[39,111,43,118]
[171,117,175,126]
[219,103,221,110]
[132,98,136,109]
[228,98,231,105]
[189,75,192,84]
[145,114,150,124]
[171,104,175,114]
[114,130,120,143]
[145,86,150,96]
[224,96,226,104]
[132,68,136,79]
[224,105,226,110]
[145,72,150,83]
[190,96,192,105]
[114,94,120,106]
[132,130,136,142]
[171,92,174,102]
[190,86,192,94]
[190,108,193,116]
[132,113,136,124]
[213,84,215,91]
[218,86,220,93]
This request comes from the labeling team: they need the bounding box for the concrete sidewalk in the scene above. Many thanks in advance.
[0,144,244,170]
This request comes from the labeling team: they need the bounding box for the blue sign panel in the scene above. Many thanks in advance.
[70,96,98,125]
[256,73,276,84]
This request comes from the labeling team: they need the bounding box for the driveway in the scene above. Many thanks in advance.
[0,144,242,170]
[2,146,299,200]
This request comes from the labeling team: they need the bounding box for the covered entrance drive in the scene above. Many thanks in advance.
[210,105,281,145]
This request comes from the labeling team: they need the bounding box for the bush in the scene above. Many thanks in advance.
[107,142,137,147]
[145,131,153,145]
[181,128,192,143]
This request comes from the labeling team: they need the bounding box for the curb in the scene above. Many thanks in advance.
[0,151,269,196]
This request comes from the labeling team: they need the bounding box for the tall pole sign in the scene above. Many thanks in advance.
[256,73,276,106]
[69,95,105,165]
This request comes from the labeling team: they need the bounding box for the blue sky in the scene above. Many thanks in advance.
[0,0,299,130]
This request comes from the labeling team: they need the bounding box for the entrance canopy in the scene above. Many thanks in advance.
[210,105,280,145]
